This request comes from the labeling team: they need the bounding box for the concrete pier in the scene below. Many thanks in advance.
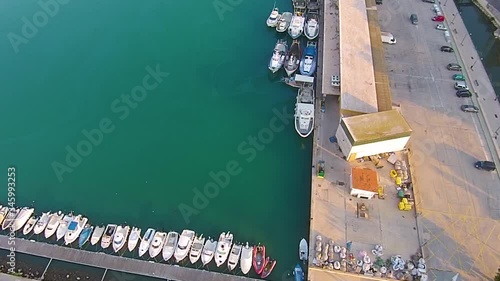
[0,236,259,281]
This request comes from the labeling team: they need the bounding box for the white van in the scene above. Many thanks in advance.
[381,32,396,44]
[454,81,468,90]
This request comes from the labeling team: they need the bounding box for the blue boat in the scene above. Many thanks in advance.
[299,41,317,76]
[78,225,93,248]
[294,263,304,281]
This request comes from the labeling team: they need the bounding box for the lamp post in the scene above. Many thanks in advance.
[471,58,483,70]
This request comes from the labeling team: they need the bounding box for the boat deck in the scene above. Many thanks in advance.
[0,236,260,281]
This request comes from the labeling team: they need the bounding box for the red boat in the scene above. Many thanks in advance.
[253,244,267,275]
[260,257,276,279]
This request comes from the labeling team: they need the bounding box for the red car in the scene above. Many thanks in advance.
[432,15,445,22]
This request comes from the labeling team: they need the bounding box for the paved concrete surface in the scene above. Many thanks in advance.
[320,0,340,96]
[378,0,500,279]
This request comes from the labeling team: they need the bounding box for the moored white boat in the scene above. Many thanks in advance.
[149,231,167,258]
[266,6,280,27]
[201,237,217,266]
[288,11,305,39]
[240,242,253,274]
[294,84,315,138]
[44,211,63,239]
[162,231,179,261]
[284,40,301,76]
[128,227,141,252]
[112,225,130,252]
[276,12,292,32]
[22,216,38,235]
[189,234,205,264]
[0,207,10,226]
[174,229,195,263]
[90,225,105,245]
[11,207,34,232]
[2,208,19,230]
[268,39,288,73]
[33,211,51,235]
[56,213,74,241]
[214,232,233,267]
[101,224,117,249]
[64,215,88,245]
[138,228,155,257]
[304,12,320,40]
[299,238,308,261]
[227,243,242,271]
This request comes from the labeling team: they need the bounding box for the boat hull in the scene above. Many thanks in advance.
[128,228,141,252]
[79,227,93,248]
[260,258,276,278]
[240,244,253,274]
[299,238,308,261]
[253,245,267,275]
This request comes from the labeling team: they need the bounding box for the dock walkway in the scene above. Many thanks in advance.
[0,236,260,281]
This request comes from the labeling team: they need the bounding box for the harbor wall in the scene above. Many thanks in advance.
[469,0,500,37]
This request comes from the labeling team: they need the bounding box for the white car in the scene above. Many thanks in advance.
[436,24,447,31]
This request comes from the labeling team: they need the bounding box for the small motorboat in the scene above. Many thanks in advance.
[22,216,38,235]
[101,224,117,249]
[128,227,141,252]
[294,263,305,281]
[240,242,253,274]
[11,207,34,232]
[44,212,63,239]
[266,6,280,27]
[78,225,93,248]
[138,228,155,257]
[189,234,205,264]
[304,12,320,40]
[284,40,301,76]
[215,232,233,267]
[0,207,10,225]
[65,215,88,245]
[268,39,288,73]
[2,208,19,230]
[299,41,317,76]
[288,11,305,39]
[149,231,167,258]
[56,213,74,241]
[90,225,105,245]
[253,244,267,275]
[299,238,308,261]
[162,231,179,261]
[33,211,51,235]
[201,237,217,266]
[227,243,242,271]
[174,229,195,263]
[112,225,130,252]
[276,12,292,32]
[261,257,276,278]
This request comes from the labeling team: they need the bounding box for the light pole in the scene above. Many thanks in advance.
[471,58,483,70]
[461,33,471,46]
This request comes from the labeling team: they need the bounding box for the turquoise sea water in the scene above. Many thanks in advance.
[0,0,311,279]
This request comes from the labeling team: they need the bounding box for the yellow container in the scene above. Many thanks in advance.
[395,177,402,185]
[398,202,405,210]
[390,170,397,178]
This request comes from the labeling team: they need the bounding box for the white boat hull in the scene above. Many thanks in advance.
[201,239,217,266]
[240,243,253,274]
[90,226,105,246]
[33,212,50,235]
[149,232,167,258]
[128,227,141,252]
[112,226,130,252]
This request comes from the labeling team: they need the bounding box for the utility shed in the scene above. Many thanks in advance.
[350,167,379,199]
[336,110,412,161]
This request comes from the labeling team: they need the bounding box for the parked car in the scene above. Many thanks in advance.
[410,14,419,25]
[456,90,472,97]
[376,0,383,4]
[447,63,461,70]
[436,24,447,31]
[432,15,445,22]
[423,0,435,2]
[474,161,496,171]
[441,46,454,52]
[461,105,479,113]
[452,74,465,81]
[454,81,468,90]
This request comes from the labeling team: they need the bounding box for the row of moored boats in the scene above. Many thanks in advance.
[0,206,278,278]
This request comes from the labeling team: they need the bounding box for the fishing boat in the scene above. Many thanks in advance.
[299,238,308,261]
[284,40,301,76]
[90,225,105,245]
[266,6,280,27]
[162,231,179,261]
[227,243,242,271]
[128,227,141,252]
[33,211,51,235]
[79,225,93,247]
[101,224,117,249]
[215,232,233,267]
[299,41,317,76]
[304,12,320,40]
[138,228,155,257]
[149,231,167,258]
[201,237,217,266]
[261,257,276,278]
[276,12,292,32]
[22,216,37,235]
[189,234,205,264]
[56,213,74,241]
[253,244,267,275]
[288,11,305,39]
[65,215,88,245]
[240,242,253,274]
[44,212,63,239]
[112,225,130,252]
[0,207,10,225]
[11,207,34,232]
[2,208,19,230]
[294,263,304,281]
[294,84,315,138]
[174,229,195,262]
[268,39,288,73]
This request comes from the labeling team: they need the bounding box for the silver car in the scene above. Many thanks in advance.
[436,24,447,31]
[461,105,479,113]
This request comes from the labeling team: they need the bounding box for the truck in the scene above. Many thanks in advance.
[381,32,396,44]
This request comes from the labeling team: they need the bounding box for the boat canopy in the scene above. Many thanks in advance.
[294,75,314,83]
[68,221,77,230]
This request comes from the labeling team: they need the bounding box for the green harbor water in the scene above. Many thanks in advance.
[0,0,311,279]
